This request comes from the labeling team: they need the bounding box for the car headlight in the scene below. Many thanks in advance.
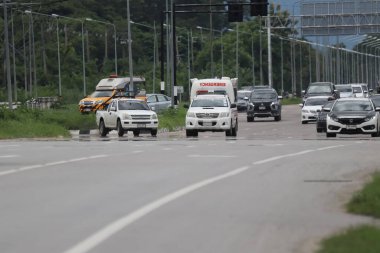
[220,112,230,118]
[302,109,309,113]
[151,113,158,120]
[364,114,376,122]
[329,114,339,122]
[248,103,254,110]
[186,112,196,118]
[123,113,132,120]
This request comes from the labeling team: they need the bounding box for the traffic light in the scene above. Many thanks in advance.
[228,2,243,22]
[251,0,268,17]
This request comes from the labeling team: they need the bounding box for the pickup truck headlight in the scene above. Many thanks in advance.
[219,112,230,118]
[79,101,84,105]
[123,113,132,120]
[186,112,196,118]
[151,113,158,120]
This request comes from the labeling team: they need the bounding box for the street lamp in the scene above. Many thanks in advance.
[85,17,118,75]
[130,20,158,92]
[51,14,86,96]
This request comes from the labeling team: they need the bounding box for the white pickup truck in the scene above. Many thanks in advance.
[185,94,238,137]
[95,98,159,137]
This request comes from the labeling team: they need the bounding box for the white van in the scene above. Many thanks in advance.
[190,77,238,102]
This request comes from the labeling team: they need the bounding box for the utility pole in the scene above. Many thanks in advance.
[127,0,134,95]
[3,0,13,109]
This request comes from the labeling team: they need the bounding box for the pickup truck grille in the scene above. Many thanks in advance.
[196,113,219,119]
[131,115,151,120]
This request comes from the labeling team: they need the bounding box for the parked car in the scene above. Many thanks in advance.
[185,94,238,137]
[316,100,335,133]
[302,82,339,102]
[236,90,252,111]
[325,98,380,137]
[145,94,172,112]
[300,96,332,124]
[335,84,354,98]
[247,88,282,122]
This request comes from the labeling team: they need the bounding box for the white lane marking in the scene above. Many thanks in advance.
[0,145,20,148]
[0,155,109,178]
[317,145,345,151]
[162,148,173,151]
[0,155,18,158]
[63,145,346,253]
[188,155,237,158]
[63,166,251,253]
[132,150,143,154]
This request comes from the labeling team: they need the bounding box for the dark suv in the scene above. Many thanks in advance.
[303,82,339,102]
[247,88,282,122]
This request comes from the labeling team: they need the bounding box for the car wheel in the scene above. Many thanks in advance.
[186,130,193,137]
[231,120,238,137]
[151,129,158,137]
[326,132,336,137]
[193,130,198,137]
[133,130,140,137]
[274,115,281,121]
[117,119,124,137]
[302,121,307,124]
[99,119,108,137]
[247,116,254,122]
[316,127,323,133]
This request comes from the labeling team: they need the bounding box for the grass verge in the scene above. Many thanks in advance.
[346,172,380,218]
[317,225,380,253]
[282,97,302,105]
[317,172,380,253]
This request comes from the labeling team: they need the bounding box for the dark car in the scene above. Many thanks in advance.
[303,82,339,102]
[236,90,252,111]
[316,100,335,133]
[370,94,380,108]
[247,88,282,122]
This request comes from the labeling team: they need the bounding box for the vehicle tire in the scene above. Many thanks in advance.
[186,130,193,137]
[231,120,238,137]
[117,119,124,137]
[316,127,323,133]
[326,132,336,137]
[193,130,198,137]
[302,121,307,124]
[247,116,254,122]
[151,129,158,137]
[274,115,281,121]
[133,130,140,137]
[99,119,108,137]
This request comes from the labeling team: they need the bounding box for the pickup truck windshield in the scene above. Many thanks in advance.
[90,90,113,97]
[118,101,150,110]
[191,98,228,107]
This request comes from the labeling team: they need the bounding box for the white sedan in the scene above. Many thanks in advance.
[300,96,332,124]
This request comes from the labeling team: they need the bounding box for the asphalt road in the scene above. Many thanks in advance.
[1,105,379,253]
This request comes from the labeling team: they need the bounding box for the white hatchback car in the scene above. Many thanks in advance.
[185,94,238,137]
[300,96,332,124]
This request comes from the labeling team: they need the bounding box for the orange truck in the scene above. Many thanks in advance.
[78,75,146,113]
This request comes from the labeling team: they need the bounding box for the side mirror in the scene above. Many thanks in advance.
[322,108,331,112]
[110,107,116,111]
[231,103,237,108]
[369,89,374,93]
[299,103,304,108]
[376,107,380,112]
[183,104,189,109]
[301,90,305,96]
[278,96,283,99]
[150,106,156,111]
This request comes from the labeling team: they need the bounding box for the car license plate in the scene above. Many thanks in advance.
[347,125,356,130]
[259,106,266,110]
[84,108,91,112]
[137,124,146,128]
[203,122,212,127]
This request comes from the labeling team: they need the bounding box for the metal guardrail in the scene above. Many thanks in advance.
[26,97,59,109]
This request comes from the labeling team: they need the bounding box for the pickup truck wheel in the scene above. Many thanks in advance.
[193,130,198,137]
[151,129,158,137]
[133,130,140,137]
[99,120,108,137]
[117,120,124,137]
[231,120,238,137]
[186,130,193,137]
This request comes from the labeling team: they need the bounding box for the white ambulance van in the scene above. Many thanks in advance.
[190,77,238,102]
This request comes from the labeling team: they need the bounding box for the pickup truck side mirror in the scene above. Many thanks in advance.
[231,103,237,108]
[322,108,331,112]
[299,103,304,108]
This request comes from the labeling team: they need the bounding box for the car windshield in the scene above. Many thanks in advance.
[251,92,277,99]
[336,86,352,93]
[237,92,251,99]
[90,90,113,97]
[352,86,362,93]
[118,101,150,110]
[307,85,331,93]
[332,100,373,112]
[362,85,368,92]
[305,98,329,106]
[191,98,228,107]
[371,97,380,107]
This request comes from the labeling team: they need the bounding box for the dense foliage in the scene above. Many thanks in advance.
[1,0,310,104]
